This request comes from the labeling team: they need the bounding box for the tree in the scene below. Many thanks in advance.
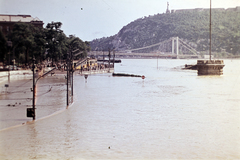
[45,22,64,66]
[10,23,47,65]
[32,27,47,63]
[10,23,36,65]
[6,21,89,66]
[0,30,7,63]
[67,35,90,59]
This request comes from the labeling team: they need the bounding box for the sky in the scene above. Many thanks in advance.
[1,0,240,41]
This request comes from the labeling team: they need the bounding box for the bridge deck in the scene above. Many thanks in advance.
[88,51,200,59]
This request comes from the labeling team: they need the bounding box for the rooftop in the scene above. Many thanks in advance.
[0,14,42,22]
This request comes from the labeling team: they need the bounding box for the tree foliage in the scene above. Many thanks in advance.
[45,22,65,65]
[67,35,90,59]
[1,21,90,65]
[10,23,36,64]
[0,30,7,62]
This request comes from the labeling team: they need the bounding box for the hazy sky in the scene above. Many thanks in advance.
[1,0,240,41]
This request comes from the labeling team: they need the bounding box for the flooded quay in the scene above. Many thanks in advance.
[0,59,240,159]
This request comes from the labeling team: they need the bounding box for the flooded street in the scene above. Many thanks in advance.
[0,59,240,159]
[0,73,66,130]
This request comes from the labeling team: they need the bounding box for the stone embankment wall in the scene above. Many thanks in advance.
[0,70,32,84]
[0,67,55,84]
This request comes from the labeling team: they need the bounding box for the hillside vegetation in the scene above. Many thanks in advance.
[90,7,240,56]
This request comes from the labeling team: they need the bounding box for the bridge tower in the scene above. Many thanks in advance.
[172,37,179,58]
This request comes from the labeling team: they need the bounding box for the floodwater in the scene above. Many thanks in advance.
[0,73,66,130]
[0,59,240,159]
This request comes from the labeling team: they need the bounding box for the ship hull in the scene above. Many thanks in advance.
[197,60,225,75]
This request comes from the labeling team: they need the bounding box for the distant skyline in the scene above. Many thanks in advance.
[1,0,240,41]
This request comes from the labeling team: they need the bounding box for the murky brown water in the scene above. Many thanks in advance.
[0,59,240,159]
[0,73,66,130]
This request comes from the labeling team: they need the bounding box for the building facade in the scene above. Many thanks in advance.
[0,14,44,38]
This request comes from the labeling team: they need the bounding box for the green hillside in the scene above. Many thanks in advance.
[90,7,240,56]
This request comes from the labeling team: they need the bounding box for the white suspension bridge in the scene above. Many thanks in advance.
[89,37,200,59]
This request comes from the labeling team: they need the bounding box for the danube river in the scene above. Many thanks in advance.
[0,59,240,159]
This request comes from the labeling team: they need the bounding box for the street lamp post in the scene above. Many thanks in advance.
[66,49,73,106]
[102,50,104,65]
[7,41,12,82]
[108,48,111,72]
[32,58,36,120]
[71,50,73,97]
[66,47,78,107]
[27,58,36,120]
[66,54,69,106]
[113,49,115,68]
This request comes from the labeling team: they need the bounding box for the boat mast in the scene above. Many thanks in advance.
[209,0,212,61]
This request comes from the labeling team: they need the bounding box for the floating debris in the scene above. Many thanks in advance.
[112,73,143,78]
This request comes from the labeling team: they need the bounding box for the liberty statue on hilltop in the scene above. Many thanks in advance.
[166,2,170,14]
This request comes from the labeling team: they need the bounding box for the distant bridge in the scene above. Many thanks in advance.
[89,51,199,59]
[90,37,201,59]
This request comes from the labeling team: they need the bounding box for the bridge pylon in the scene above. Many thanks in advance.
[172,37,179,58]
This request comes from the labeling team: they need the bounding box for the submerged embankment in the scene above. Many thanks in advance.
[0,69,66,130]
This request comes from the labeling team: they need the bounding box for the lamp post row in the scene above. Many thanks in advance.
[28,53,74,120]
